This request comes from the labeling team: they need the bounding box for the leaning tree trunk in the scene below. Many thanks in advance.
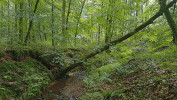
[58,0,177,78]
[159,0,177,43]
[25,0,40,44]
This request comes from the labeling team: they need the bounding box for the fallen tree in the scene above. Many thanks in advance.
[59,0,177,78]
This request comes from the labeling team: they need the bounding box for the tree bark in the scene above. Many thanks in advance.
[58,0,176,78]
[25,0,40,44]
[159,0,177,43]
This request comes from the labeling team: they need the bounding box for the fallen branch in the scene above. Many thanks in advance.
[59,0,176,78]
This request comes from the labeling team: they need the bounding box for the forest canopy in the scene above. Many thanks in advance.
[0,0,176,47]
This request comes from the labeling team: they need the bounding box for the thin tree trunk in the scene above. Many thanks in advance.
[105,0,114,43]
[28,0,32,41]
[66,0,72,32]
[159,0,177,43]
[62,0,66,38]
[19,1,24,43]
[58,0,176,78]
[43,26,47,41]
[98,24,101,42]
[52,0,55,46]
[25,0,40,44]
[74,0,86,46]
[7,0,12,44]
[15,2,18,37]
[0,2,4,37]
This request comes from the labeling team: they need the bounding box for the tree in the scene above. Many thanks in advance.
[66,0,72,33]
[62,0,66,40]
[74,0,86,46]
[159,0,177,43]
[52,0,55,46]
[19,0,24,43]
[59,0,176,77]
[25,0,40,44]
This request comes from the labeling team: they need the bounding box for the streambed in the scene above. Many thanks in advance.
[36,72,85,100]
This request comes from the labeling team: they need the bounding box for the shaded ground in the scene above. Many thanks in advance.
[38,71,85,100]
[80,58,177,100]
[0,51,53,99]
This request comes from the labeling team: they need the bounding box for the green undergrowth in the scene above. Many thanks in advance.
[0,50,5,58]
[80,45,177,100]
[0,59,53,100]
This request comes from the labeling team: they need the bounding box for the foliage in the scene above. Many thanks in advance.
[81,45,177,99]
[0,0,176,99]
[0,50,5,58]
[0,59,53,99]
[83,63,119,87]
[80,92,104,100]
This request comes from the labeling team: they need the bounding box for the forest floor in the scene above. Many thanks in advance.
[78,45,177,100]
[0,45,176,100]
[39,45,176,100]
[0,51,53,100]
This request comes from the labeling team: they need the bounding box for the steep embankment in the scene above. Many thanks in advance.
[80,45,177,100]
[0,50,55,99]
[0,48,83,100]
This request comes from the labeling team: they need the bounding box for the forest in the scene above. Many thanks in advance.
[0,0,177,100]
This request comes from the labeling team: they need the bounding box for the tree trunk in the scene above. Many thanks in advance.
[159,0,177,43]
[98,24,101,42]
[28,0,32,41]
[74,0,86,46]
[52,0,55,46]
[25,0,40,44]
[7,0,12,44]
[62,0,66,38]
[0,2,4,37]
[43,25,47,41]
[58,0,176,78]
[15,2,18,38]
[66,0,72,32]
[105,0,114,44]
[19,1,24,43]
